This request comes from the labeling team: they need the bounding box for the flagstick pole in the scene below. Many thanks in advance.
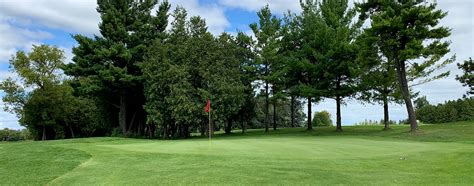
[208,108,211,141]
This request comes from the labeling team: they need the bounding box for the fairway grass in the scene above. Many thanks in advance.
[1,121,474,185]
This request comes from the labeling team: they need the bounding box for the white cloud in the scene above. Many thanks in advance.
[0,0,100,35]
[0,0,472,129]
[169,0,230,34]
[219,0,301,15]
[0,17,54,61]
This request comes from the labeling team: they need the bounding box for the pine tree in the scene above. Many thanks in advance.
[65,0,166,135]
[250,5,281,132]
[357,0,455,132]
[456,58,473,96]
[295,0,328,130]
[318,0,363,132]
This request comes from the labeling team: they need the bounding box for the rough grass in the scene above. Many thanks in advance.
[1,121,473,185]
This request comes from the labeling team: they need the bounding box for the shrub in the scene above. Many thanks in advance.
[313,111,333,127]
[0,128,31,141]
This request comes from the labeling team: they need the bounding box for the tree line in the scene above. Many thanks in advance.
[416,97,474,124]
[0,0,461,140]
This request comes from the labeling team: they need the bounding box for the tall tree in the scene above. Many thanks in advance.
[358,29,450,130]
[296,0,328,130]
[1,45,64,140]
[357,31,403,130]
[358,0,455,132]
[235,32,257,133]
[250,5,281,132]
[65,0,167,135]
[143,6,192,139]
[318,0,363,132]
[280,12,302,128]
[211,33,246,134]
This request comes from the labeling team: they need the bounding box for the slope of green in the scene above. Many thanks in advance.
[1,121,473,185]
[0,142,90,185]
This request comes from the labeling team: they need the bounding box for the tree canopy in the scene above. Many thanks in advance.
[0,0,457,140]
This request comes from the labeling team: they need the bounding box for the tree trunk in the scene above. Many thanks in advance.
[242,121,246,133]
[225,118,232,134]
[383,94,390,130]
[127,111,137,134]
[68,122,75,138]
[396,59,418,132]
[264,82,269,132]
[336,96,342,132]
[119,94,127,135]
[42,125,46,141]
[273,99,277,130]
[307,97,312,130]
[240,114,246,133]
[183,124,190,138]
[162,124,167,139]
[290,95,295,128]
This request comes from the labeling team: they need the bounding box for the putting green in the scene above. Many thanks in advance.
[45,136,473,185]
[2,124,474,185]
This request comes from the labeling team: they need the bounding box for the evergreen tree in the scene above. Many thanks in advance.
[65,0,167,135]
[142,6,191,139]
[357,0,455,132]
[250,5,281,132]
[456,58,473,96]
[235,32,257,133]
[279,12,303,128]
[296,0,328,130]
[318,0,363,131]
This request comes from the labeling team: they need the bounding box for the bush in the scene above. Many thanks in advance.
[313,111,333,127]
[0,128,31,141]
[417,97,474,124]
[110,127,123,137]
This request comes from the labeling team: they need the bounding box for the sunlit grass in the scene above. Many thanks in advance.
[1,121,473,185]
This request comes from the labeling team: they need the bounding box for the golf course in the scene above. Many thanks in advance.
[2,121,473,185]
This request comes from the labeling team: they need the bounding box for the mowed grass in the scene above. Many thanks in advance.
[1,121,474,185]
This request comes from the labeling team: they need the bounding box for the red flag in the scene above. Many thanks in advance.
[205,99,211,113]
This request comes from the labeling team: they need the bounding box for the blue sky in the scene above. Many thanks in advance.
[0,0,472,129]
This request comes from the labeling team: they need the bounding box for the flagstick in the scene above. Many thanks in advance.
[208,108,211,142]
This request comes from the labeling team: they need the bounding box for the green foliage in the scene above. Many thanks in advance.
[142,7,246,138]
[1,45,65,140]
[312,111,333,127]
[2,0,464,139]
[65,0,166,136]
[0,128,31,141]
[0,45,105,140]
[357,0,455,131]
[252,96,306,128]
[417,98,474,124]
[456,58,473,96]
[414,96,430,110]
[250,5,282,132]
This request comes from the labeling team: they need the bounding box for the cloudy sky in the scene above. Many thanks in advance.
[0,0,472,129]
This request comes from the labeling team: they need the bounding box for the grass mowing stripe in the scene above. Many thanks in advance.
[0,143,91,185]
[2,121,473,185]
